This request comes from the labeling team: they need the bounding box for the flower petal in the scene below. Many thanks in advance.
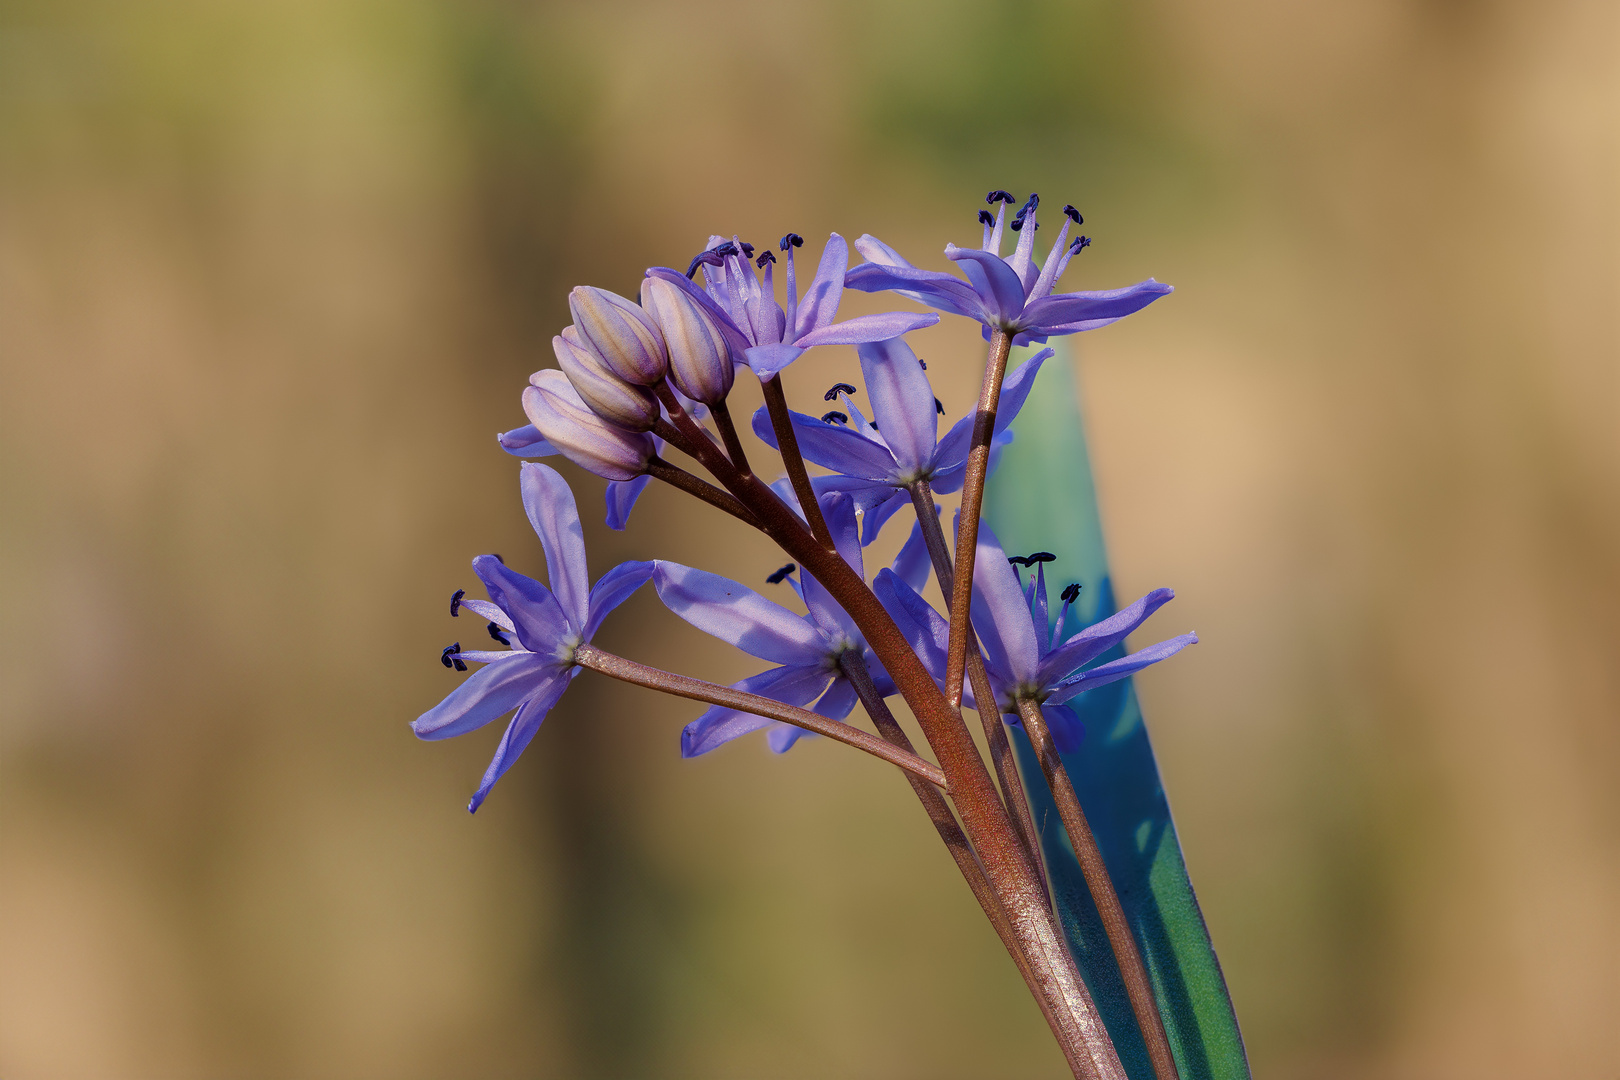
[681,665,833,756]
[749,407,897,481]
[466,670,574,812]
[743,343,805,380]
[892,515,933,592]
[412,652,553,740]
[605,475,650,531]
[932,347,1051,478]
[472,554,572,656]
[800,493,863,644]
[859,488,910,546]
[852,234,916,269]
[945,245,1027,322]
[793,311,940,348]
[970,522,1041,686]
[520,463,591,632]
[653,561,827,665]
[643,267,755,358]
[793,233,849,338]
[1036,587,1178,687]
[858,336,937,477]
[1045,632,1197,704]
[582,559,654,642]
[498,423,561,458]
[1018,280,1173,334]
[843,262,985,320]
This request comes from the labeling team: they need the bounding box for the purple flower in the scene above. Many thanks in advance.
[652,493,895,755]
[875,524,1196,753]
[413,463,652,812]
[844,191,1173,348]
[645,232,941,381]
[751,337,1050,544]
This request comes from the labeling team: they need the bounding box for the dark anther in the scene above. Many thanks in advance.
[491,553,504,563]
[821,410,848,425]
[978,209,994,226]
[766,563,797,584]
[1021,192,1041,214]
[986,189,1016,205]
[779,232,804,251]
[441,643,465,671]
[756,250,776,268]
[713,241,739,259]
[486,621,509,644]
[738,241,755,259]
[1070,236,1092,254]
[685,248,727,279]
[1063,204,1083,224]
[1061,583,1082,604]
[1007,555,1031,567]
[918,358,927,369]
[449,588,465,617]
[1028,551,1057,564]
[824,382,857,402]
[934,397,945,415]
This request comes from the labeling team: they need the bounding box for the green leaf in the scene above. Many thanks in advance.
[984,347,1252,1080]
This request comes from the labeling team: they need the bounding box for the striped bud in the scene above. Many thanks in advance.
[641,275,736,404]
[551,325,659,431]
[568,286,668,385]
[523,370,654,482]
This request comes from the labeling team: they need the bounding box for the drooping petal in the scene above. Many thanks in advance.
[1018,280,1173,334]
[859,488,910,546]
[843,262,985,320]
[792,311,940,348]
[605,475,650,531]
[945,245,1027,322]
[1036,587,1178,687]
[800,493,863,645]
[793,233,849,338]
[1043,702,1086,754]
[471,554,572,657]
[892,516,934,592]
[749,407,897,481]
[582,559,654,642]
[872,568,972,702]
[653,561,827,665]
[1045,632,1198,704]
[970,522,1041,686]
[412,652,554,740]
[858,336,938,477]
[520,463,591,633]
[497,423,561,458]
[681,664,833,756]
[466,670,575,812]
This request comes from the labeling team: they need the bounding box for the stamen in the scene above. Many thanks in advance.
[1010,192,1041,231]
[821,410,849,425]
[756,250,776,268]
[685,248,727,279]
[738,241,755,259]
[712,241,739,259]
[441,643,467,671]
[1070,236,1092,254]
[918,358,927,369]
[1063,204,1083,224]
[765,563,797,584]
[935,398,945,415]
[1027,551,1057,564]
[449,588,465,616]
[978,209,994,226]
[491,553,504,564]
[986,189,1016,205]
[779,232,804,250]
[1007,555,1031,567]
[824,382,858,402]
[486,621,510,645]
[1062,583,1082,604]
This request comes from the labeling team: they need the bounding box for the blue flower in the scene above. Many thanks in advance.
[750,336,1050,544]
[844,192,1173,348]
[645,232,941,381]
[873,523,1196,753]
[413,462,652,811]
[652,493,897,755]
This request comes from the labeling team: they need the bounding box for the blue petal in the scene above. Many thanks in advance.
[1036,587,1177,688]
[794,311,939,348]
[945,245,1027,322]
[413,652,554,740]
[756,408,897,481]
[851,234,917,269]
[793,233,849,338]
[605,475,650,531]
[582,559,654,641]
[472,554,572,656]
[466,670,575,812]
[800,493,864,644]
[681,665,833,756]
[843,262,985,320]
[743,342,805,380]
[652,561,827,665]
[498,423,562,458]
[859,488,910,546]
[1005,701,1085,754]
[892,515,933,592]
[857,336,937,477]
[1019,280,1173,334]
[970,521,1041,687]
[643,267,755,358]
[931,347,1051,483]
[1045,632,1197,705]
[520,463,592,633]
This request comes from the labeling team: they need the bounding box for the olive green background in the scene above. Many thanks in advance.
[2,1,1615,1077]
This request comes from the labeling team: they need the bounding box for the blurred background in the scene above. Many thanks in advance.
[2,0,1615,1076]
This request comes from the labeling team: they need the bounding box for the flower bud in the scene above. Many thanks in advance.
[568,286,668,385]
[552,326,659,432]
[641,275,736,404]
[523,370,654,482]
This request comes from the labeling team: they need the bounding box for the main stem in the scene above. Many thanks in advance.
[1016,699,1182,1080]
[909,479,1046,897]
[946,328,1013,708]
[658,385,1124,1079]
[758,374,834,549]
[573,644,947,788]
[838,651,1083,1077]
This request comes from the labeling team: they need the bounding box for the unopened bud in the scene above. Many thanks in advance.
[522,370,654,481]
[568,286,668,385]
[641,275,736,404]
[552,326,659,432]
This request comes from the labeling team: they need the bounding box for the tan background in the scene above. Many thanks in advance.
[2,0,1616,1077]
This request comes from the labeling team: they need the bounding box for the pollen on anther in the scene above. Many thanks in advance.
[821,411,849,425]
[1007,555,1031,567]
[935,398,945,415]
[824,382,857,402]
[756,250,776,268]
[766,563,797,584]
[449,588,465,616]
[441,642,462,669]
[738,241,755,259]
[1028,551,1056,564]
[986,190,1016,205]
[1063,204,1083,224]
[780,233,804,250]
[918,358,927,369]
[487,621,509,644]
[1070,236,1092,254]
[978,209,994,226]
[1061,583,1082,604]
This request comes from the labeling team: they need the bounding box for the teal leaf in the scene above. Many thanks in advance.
[984,348,1252,1080]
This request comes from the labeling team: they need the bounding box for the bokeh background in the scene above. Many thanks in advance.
[2,0,1615,1077]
